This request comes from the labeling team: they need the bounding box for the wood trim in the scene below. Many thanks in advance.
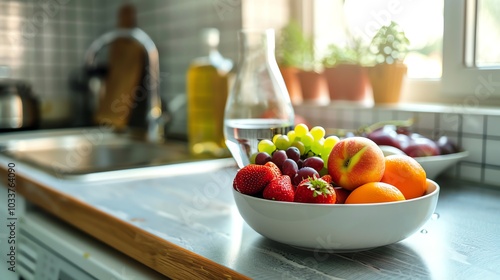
[0,167,250,280]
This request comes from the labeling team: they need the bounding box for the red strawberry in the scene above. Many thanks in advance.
[320,174,332,184]
[233,164,275,195]
[294,176,336,204]
[265,161,282,178]
[333,186,350,204]
[263,175,295,202]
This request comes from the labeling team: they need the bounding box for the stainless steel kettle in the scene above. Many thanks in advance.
[0,79,40,131]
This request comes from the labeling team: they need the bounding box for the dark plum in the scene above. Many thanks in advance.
[366,126,403,150]
[403,138,441,157]
[436,136,459,155]
[396,126,412,136]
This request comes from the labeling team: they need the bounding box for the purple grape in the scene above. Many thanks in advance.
[297,159,304,169]
[285,147,301,163]
[255,152,271,165]
[282,159,298,178]
[302,157,324,173]
[293,167,319,185]
[271,150,288,168]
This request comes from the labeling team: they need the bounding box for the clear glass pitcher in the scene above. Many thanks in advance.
[224,29,295,168]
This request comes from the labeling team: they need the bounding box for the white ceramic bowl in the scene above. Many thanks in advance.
[233,179,440,252]
[414,151,469,179]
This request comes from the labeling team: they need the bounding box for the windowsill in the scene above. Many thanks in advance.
[294,100,500,116]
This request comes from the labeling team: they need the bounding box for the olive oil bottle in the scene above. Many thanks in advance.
[187,28,233,158]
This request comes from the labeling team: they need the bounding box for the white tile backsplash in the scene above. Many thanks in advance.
[395,110,415,122]
[485,139,500,166]
[486,115,500,137]
[462,114,484,135]
[440,113,461,133]
[415,112,436,130]
[461,137,484,164]
[358,109,374,126]
[375,109,394,122]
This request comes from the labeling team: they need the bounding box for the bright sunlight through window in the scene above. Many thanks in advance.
[314,0,443,79]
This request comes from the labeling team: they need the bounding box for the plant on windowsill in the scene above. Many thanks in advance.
[276,21,311,105]
[294,39,329,104]
[367,21,410,104]
[321,39,371,102]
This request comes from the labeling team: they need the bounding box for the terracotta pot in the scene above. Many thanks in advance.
[296,70,328,103]
[323,64,370,101]
[279,66,302,105]
[367,63,407,104]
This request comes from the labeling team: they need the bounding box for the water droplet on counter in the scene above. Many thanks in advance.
[431,213,440,220]
[420,229,428,234]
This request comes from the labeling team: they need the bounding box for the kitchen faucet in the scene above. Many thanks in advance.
[83,27,170,143]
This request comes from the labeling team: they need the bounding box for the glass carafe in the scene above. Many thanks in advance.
[224,29,295,168]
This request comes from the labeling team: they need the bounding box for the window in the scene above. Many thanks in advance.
[472,0,500,67]
[312,0,443,79]
[442,0,500,98]
[303,0,500,102]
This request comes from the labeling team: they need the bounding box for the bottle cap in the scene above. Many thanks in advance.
[201,28,220,47]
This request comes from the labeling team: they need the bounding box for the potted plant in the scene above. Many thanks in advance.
[366,21,410,104]
[276,21,310,105]
[322,40,371,102]
[294,38,329,104]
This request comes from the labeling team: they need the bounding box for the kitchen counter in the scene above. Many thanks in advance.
[1,154,500,279]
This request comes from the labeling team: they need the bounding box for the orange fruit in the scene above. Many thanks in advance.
[345,182,405,204]
[381,155,427,199]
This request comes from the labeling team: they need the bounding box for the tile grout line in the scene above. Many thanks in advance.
[456,113,463,180]
[481,115,488,184]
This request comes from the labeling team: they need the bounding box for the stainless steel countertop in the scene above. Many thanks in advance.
[3,153,500,279]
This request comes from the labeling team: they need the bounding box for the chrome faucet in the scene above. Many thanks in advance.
[83,27,170,143]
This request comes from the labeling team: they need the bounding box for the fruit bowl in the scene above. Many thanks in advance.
[233,179,439,252]
[414,151,469,180]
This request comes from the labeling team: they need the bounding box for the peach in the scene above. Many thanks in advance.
[327,137,385,191]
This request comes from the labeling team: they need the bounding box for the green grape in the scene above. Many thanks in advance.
[294,123,308,137]
[287,130,296,143]
[290,140,306,155]
[275,135,291,150]
[321,146,334,160]
[258,139,276,154]
[310,126,326,141]
[311,138,325,155]
[321,152,330,168]
[272,134,282,144]
[301,132,314,147]
[323,135,340,150]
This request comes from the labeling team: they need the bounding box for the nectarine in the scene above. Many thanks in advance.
[327,137,385,191]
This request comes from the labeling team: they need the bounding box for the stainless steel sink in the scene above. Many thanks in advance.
[0,128,199,181]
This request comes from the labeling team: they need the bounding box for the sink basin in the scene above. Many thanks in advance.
[0,128,199,181]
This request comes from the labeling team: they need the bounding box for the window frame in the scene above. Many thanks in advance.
[441,0,500,99]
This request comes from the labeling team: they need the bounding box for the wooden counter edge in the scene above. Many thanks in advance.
[0,167,250,280]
